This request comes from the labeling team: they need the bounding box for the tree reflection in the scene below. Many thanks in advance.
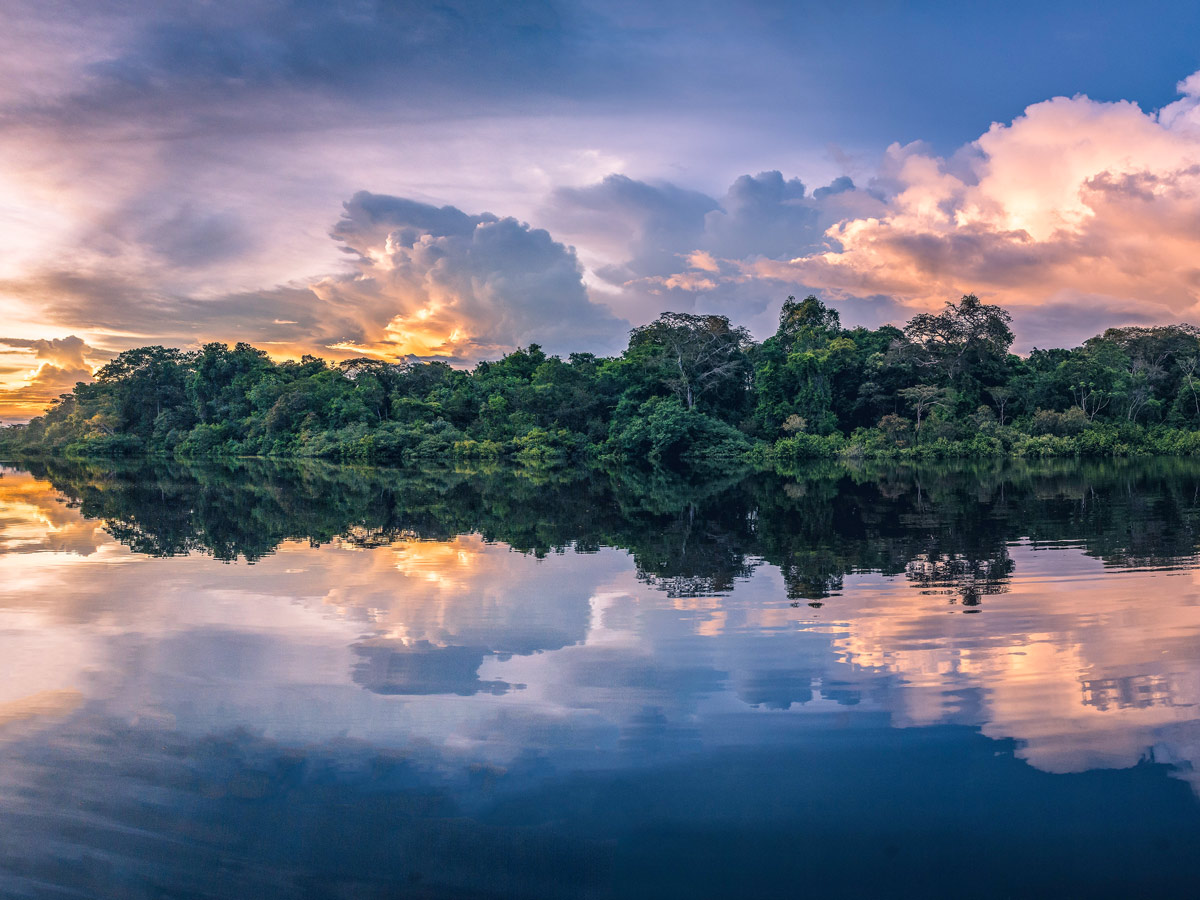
[14,456,1200,599]
[905,550,1015,607]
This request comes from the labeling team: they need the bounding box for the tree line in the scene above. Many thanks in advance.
[7,294,1200,469]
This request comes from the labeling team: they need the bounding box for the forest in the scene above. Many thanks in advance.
[7,294,1200,471]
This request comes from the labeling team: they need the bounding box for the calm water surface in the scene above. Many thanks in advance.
[4,458,1200,898]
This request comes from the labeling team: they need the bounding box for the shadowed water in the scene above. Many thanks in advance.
[4,457,1200,897]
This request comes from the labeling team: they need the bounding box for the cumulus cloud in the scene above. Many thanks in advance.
[534,72,1200,350]
[741,75,1200,348]
[320,191,629,359]
[545,174,719,282]
[0,191,629,418]
[543,169,890,334]
[0,336,90,371]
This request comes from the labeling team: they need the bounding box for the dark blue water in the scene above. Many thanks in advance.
[3,458,1200,898]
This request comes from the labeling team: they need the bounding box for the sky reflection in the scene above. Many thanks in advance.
[2,463,1200,788]
[6,461,1200,895]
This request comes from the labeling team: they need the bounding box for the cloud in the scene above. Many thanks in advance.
[352,639,513,697]
[545,174,720,282]
[543,169,892,334]
[320,191,629,359]
[0,2,708,330]
[6,1,602,129]
[0,336,98,419]
[530,72,1200,351]
[0,192,629,417]
[0,336,90,372]
[524,70,1200,351]
[740,76,1200,349]
[702,171,866,261]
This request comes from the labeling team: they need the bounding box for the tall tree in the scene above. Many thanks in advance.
[776,294,841,352]
[754,296,851,435]
[901,294,1014,386]
[92,346,194,442]
[627,313,752,412]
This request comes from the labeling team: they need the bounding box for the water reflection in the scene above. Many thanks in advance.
[5,458,1200,895]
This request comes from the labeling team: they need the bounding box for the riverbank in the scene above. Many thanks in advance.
[9,420,1200,473]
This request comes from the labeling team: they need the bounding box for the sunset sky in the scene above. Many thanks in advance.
[3,0,1200,419]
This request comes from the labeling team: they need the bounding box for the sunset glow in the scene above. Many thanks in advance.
[2,3,1200,419]
[11,6,1200,893]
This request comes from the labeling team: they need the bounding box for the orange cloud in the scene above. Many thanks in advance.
[0,336,99,420]
[306,192,628,362]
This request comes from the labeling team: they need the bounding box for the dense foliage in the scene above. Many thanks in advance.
[8,296,1200,469]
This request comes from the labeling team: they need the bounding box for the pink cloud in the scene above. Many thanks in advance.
[746,73,1200,345]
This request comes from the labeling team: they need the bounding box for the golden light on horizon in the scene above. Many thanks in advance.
[0,315,480,420]
[382,312,473,357]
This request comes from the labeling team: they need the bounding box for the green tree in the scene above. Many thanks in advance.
[188,342,274,430]
[627,312,752,413]
[91,346,195,448]
[901,294,1014,392]
[776,294,841,352]
[899,384,947,441]
[753,296,852,435]
[1057,341,1129,421]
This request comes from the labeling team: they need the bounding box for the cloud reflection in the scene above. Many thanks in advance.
[3,462,1200,795]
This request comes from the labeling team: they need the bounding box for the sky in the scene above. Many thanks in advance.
[3,0,1200,419]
